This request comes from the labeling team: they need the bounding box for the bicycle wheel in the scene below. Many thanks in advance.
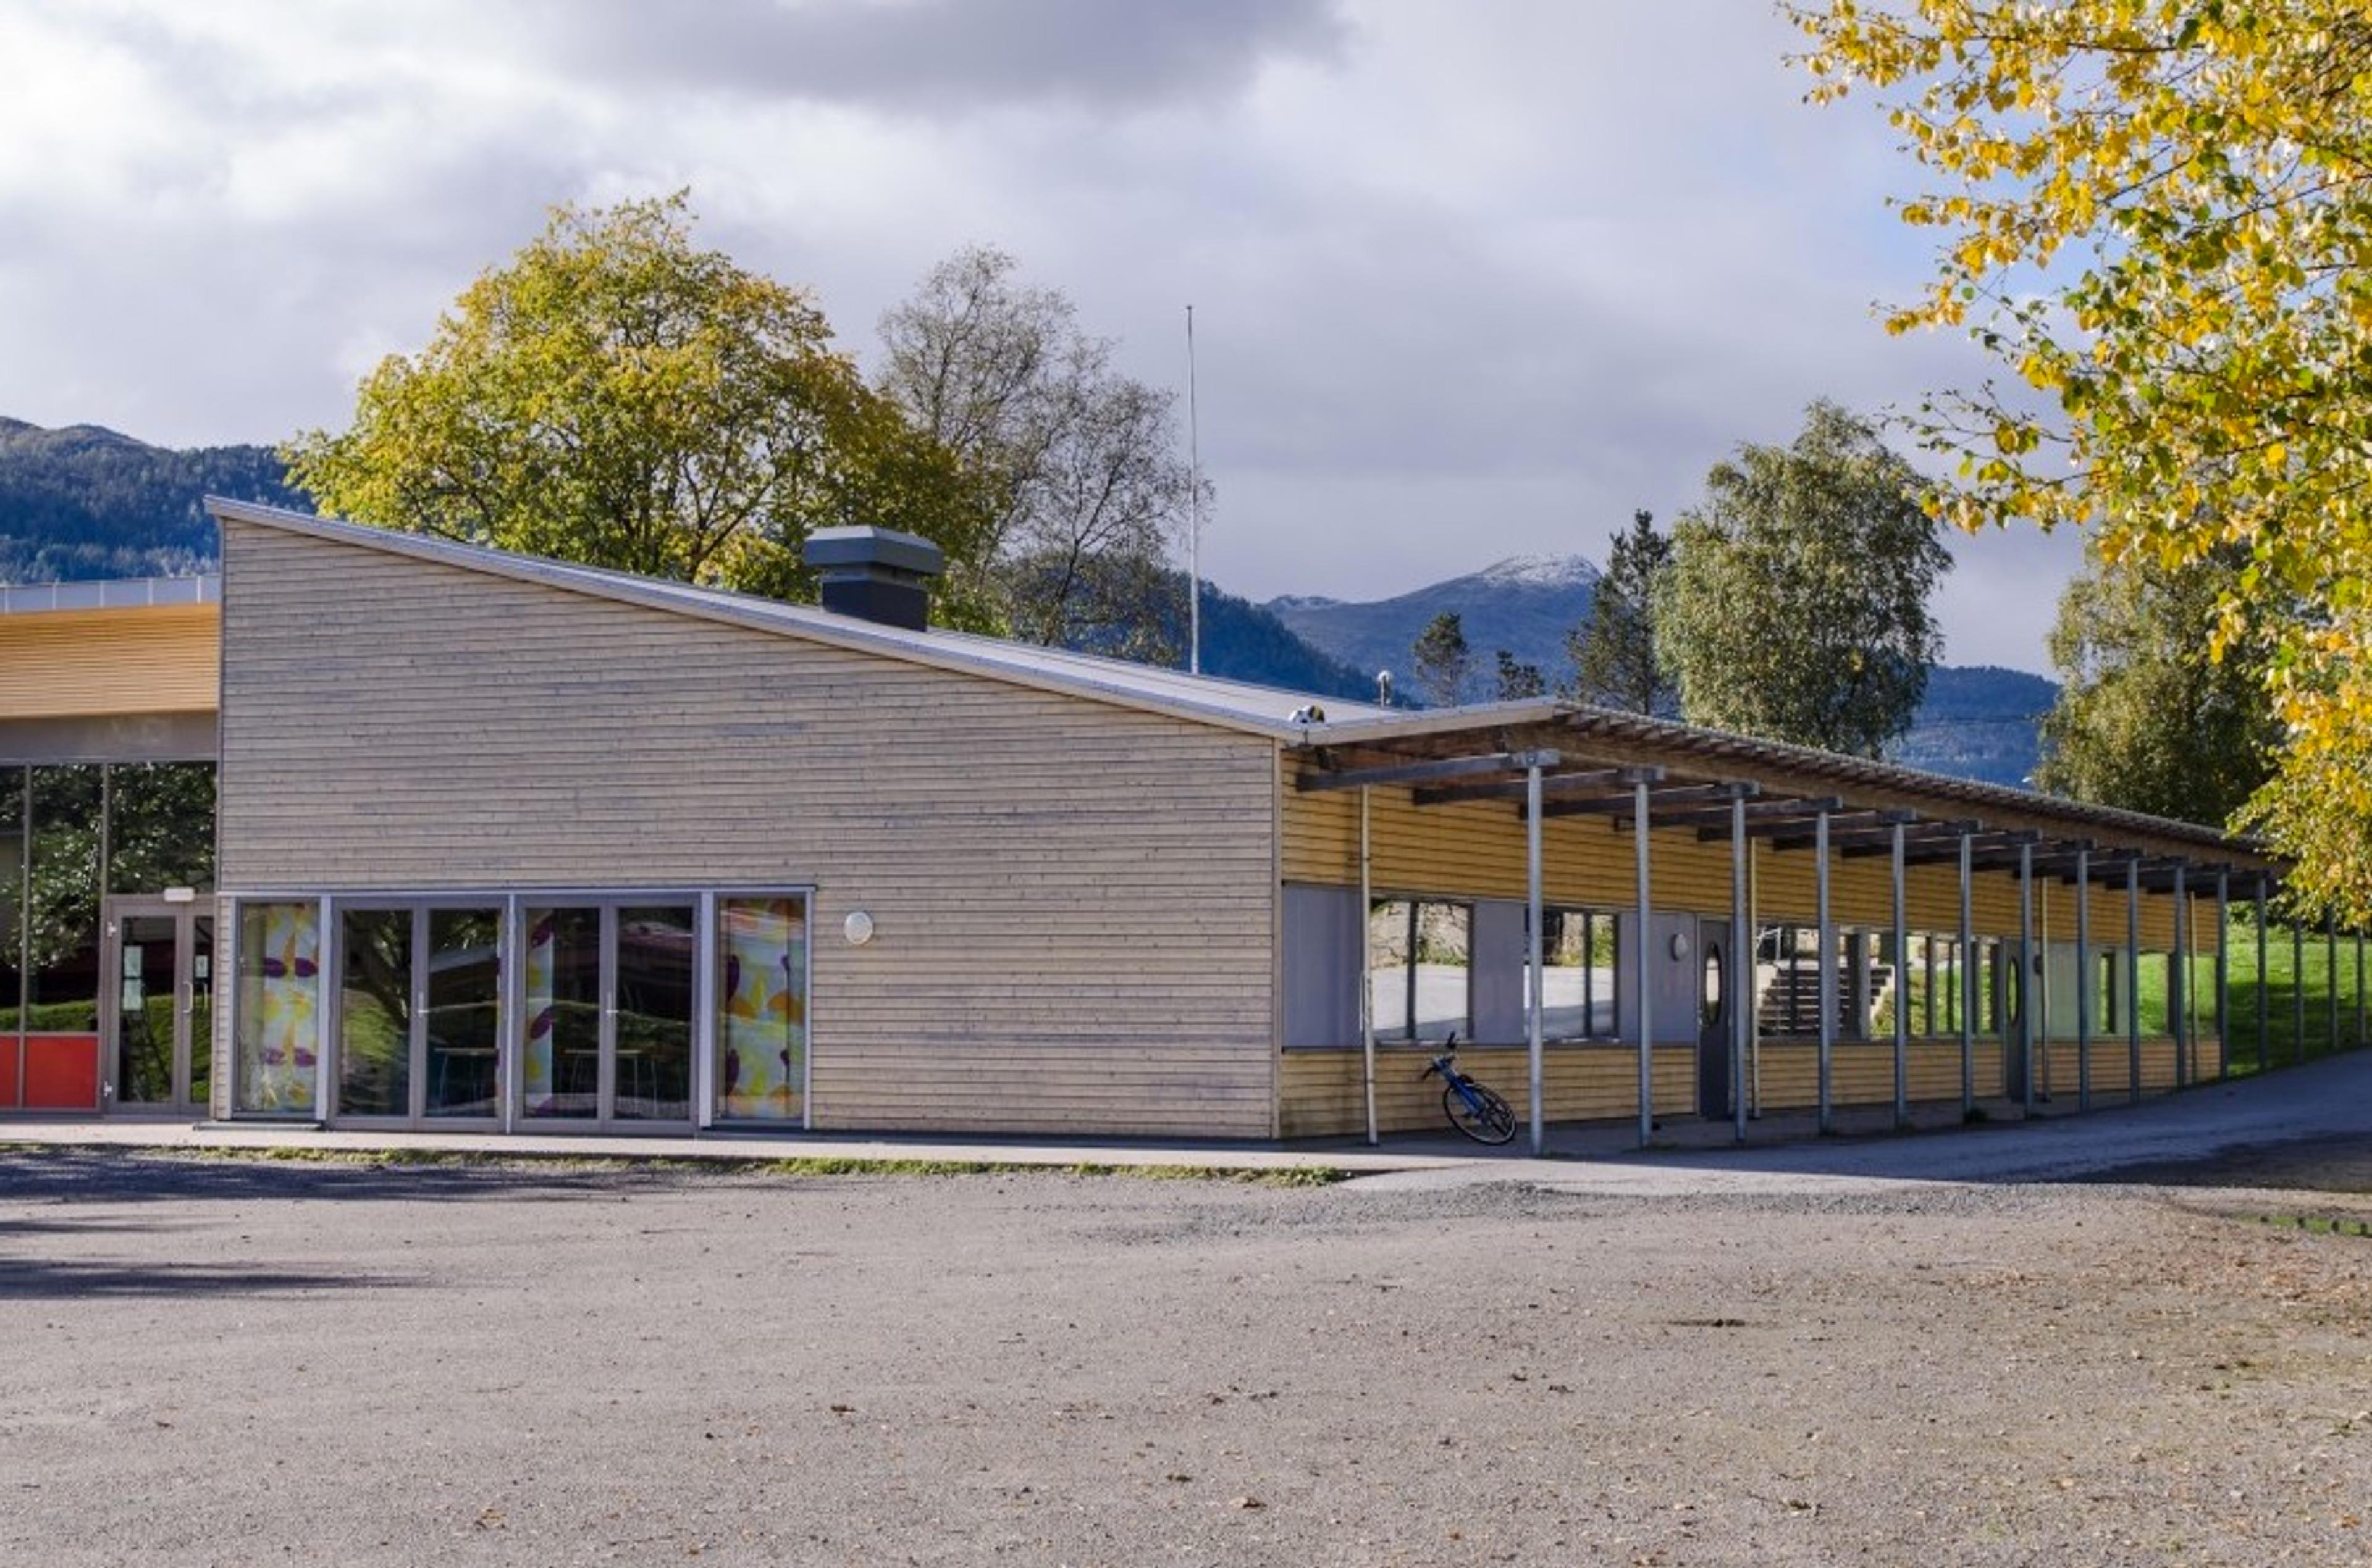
[1444,1080,1518,1146]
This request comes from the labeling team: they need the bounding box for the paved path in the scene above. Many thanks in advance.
[3,1048,2363,1193]
[1363,1047,2372,1195]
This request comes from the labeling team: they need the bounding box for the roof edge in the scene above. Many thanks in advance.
[204,498,1308,740]
[1294,699,2266,864]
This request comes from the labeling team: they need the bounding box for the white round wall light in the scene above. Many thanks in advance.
[844,910,876,945]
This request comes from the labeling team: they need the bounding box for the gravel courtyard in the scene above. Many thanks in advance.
[2,1148,2368,1567]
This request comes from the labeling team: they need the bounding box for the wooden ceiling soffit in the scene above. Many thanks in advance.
[1533,779,1754,821]
[1631,794,1841,834]
[1413,763,1663,808]
[1828,820,1987,857]
[1760,810,1939,853]
[1719,807,1911,847]
[1295,748,1562,795]
[1896,829,2045,868]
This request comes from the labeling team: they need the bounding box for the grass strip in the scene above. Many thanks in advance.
[93,1144,1348,1188]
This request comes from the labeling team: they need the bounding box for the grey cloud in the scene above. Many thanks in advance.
[524,0,1349,111]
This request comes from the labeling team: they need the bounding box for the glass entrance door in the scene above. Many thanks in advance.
[334,903,505,1126]
[523,902,694,1129]
[102,897,215,1118]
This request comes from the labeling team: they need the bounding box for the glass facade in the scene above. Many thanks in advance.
[233,901,321,1116]
[339,908,413,1118]
[615,906,694,1121]
[222,889,815,1130]
[524,907,602,1119]
[425,909,502,1118]
[716,897,808,1121]
[0,762,216,1110]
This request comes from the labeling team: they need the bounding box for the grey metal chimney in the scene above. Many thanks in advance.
[802,526,944,631]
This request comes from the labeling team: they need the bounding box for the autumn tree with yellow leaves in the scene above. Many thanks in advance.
[1790,1,2372,920]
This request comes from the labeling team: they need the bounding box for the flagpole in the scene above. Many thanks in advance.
[1187,303,1201,675]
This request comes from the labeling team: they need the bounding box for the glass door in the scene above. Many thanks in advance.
[102,897,214,1118]
[334,903,505,1126]
[523,902,694,1130]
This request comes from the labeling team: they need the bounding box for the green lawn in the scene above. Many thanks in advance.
[2218,920,2371,1073]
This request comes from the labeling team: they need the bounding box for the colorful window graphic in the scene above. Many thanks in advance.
[716,897,807,1121]
[235,902,320,1115]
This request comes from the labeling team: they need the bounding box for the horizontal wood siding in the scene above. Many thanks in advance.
[2037,1034,2211,1097]
[1753,1039,2004,1107]
[1282,763,2203,951]
[0,605,218,718]
[1277,1045,1695,1138]
[217,521,1279,1138]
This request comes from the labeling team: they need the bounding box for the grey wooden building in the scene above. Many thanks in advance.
[200,498,2297,1146]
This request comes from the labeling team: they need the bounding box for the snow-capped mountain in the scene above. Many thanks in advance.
[1264,554,1600,692]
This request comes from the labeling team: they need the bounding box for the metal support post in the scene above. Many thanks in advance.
[1634,778,1654,1149]
[2255,878,2270,1071]
[2075,849,2091,1112]
[2214,871,2229,1081]
[1731,791,1749,1142]
[2126,860,2142,1104]
[2018,841,2035,1115]
[2328,912,2340,1058]
[1958,829,1974,1117]
[1359,788,1376,1146]
[2294,918,2306,1064]
[1816,807,1835,1135]
[1891,821,1908,1129]
[2171,865,2188,1087]
[1526,764,1545,1157]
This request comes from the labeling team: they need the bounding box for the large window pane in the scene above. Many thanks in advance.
[717,897,807,1121]
[234,901,319,1115]
[426,908,502,1117]
[615,906,694,1121]
[1534,908,1617,1042]
[0,766,23,1033]
[524,908,600,1118]
[339,908,411,1118]
[107,762,216,894]
[1366,899,1469,1044]
[27,765,101,1033]
[2137,952,2173,1034]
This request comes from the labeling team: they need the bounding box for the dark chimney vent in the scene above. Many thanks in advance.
[802,526,944,631]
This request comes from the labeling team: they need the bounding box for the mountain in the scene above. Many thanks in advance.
[1267,555,2058,787]
[0,414,2054,787]
[1189,582,1377,702]
[0,418,305,582]
[1265,554,1599,692]
[1886,665,2058,789]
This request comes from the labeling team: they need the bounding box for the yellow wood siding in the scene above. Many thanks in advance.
[1277,1044,1695,1138]
[0,604,218,718]
[1749,1039,2006,1107]
[216,521,1280,1138]
[1281,761,2205,952]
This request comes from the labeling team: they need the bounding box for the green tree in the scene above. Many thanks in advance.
[877,245,1198,662]
[285,195,996,627]
[1565,509,1676,715]
[1494,648,1546,701]
[1790,1,2372,918]
[2037,545,2280,826]
[1659,401,1951,757]
[1411,611,1474,708]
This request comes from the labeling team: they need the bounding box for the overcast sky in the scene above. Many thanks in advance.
[0,0,2081,671]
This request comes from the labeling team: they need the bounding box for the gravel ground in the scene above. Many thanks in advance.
[3,1147,2370,1567]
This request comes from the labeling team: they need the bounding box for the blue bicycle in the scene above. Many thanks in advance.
[1419,1034,1517,1145]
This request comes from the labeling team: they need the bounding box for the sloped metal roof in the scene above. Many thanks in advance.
[206,498,1381,736]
